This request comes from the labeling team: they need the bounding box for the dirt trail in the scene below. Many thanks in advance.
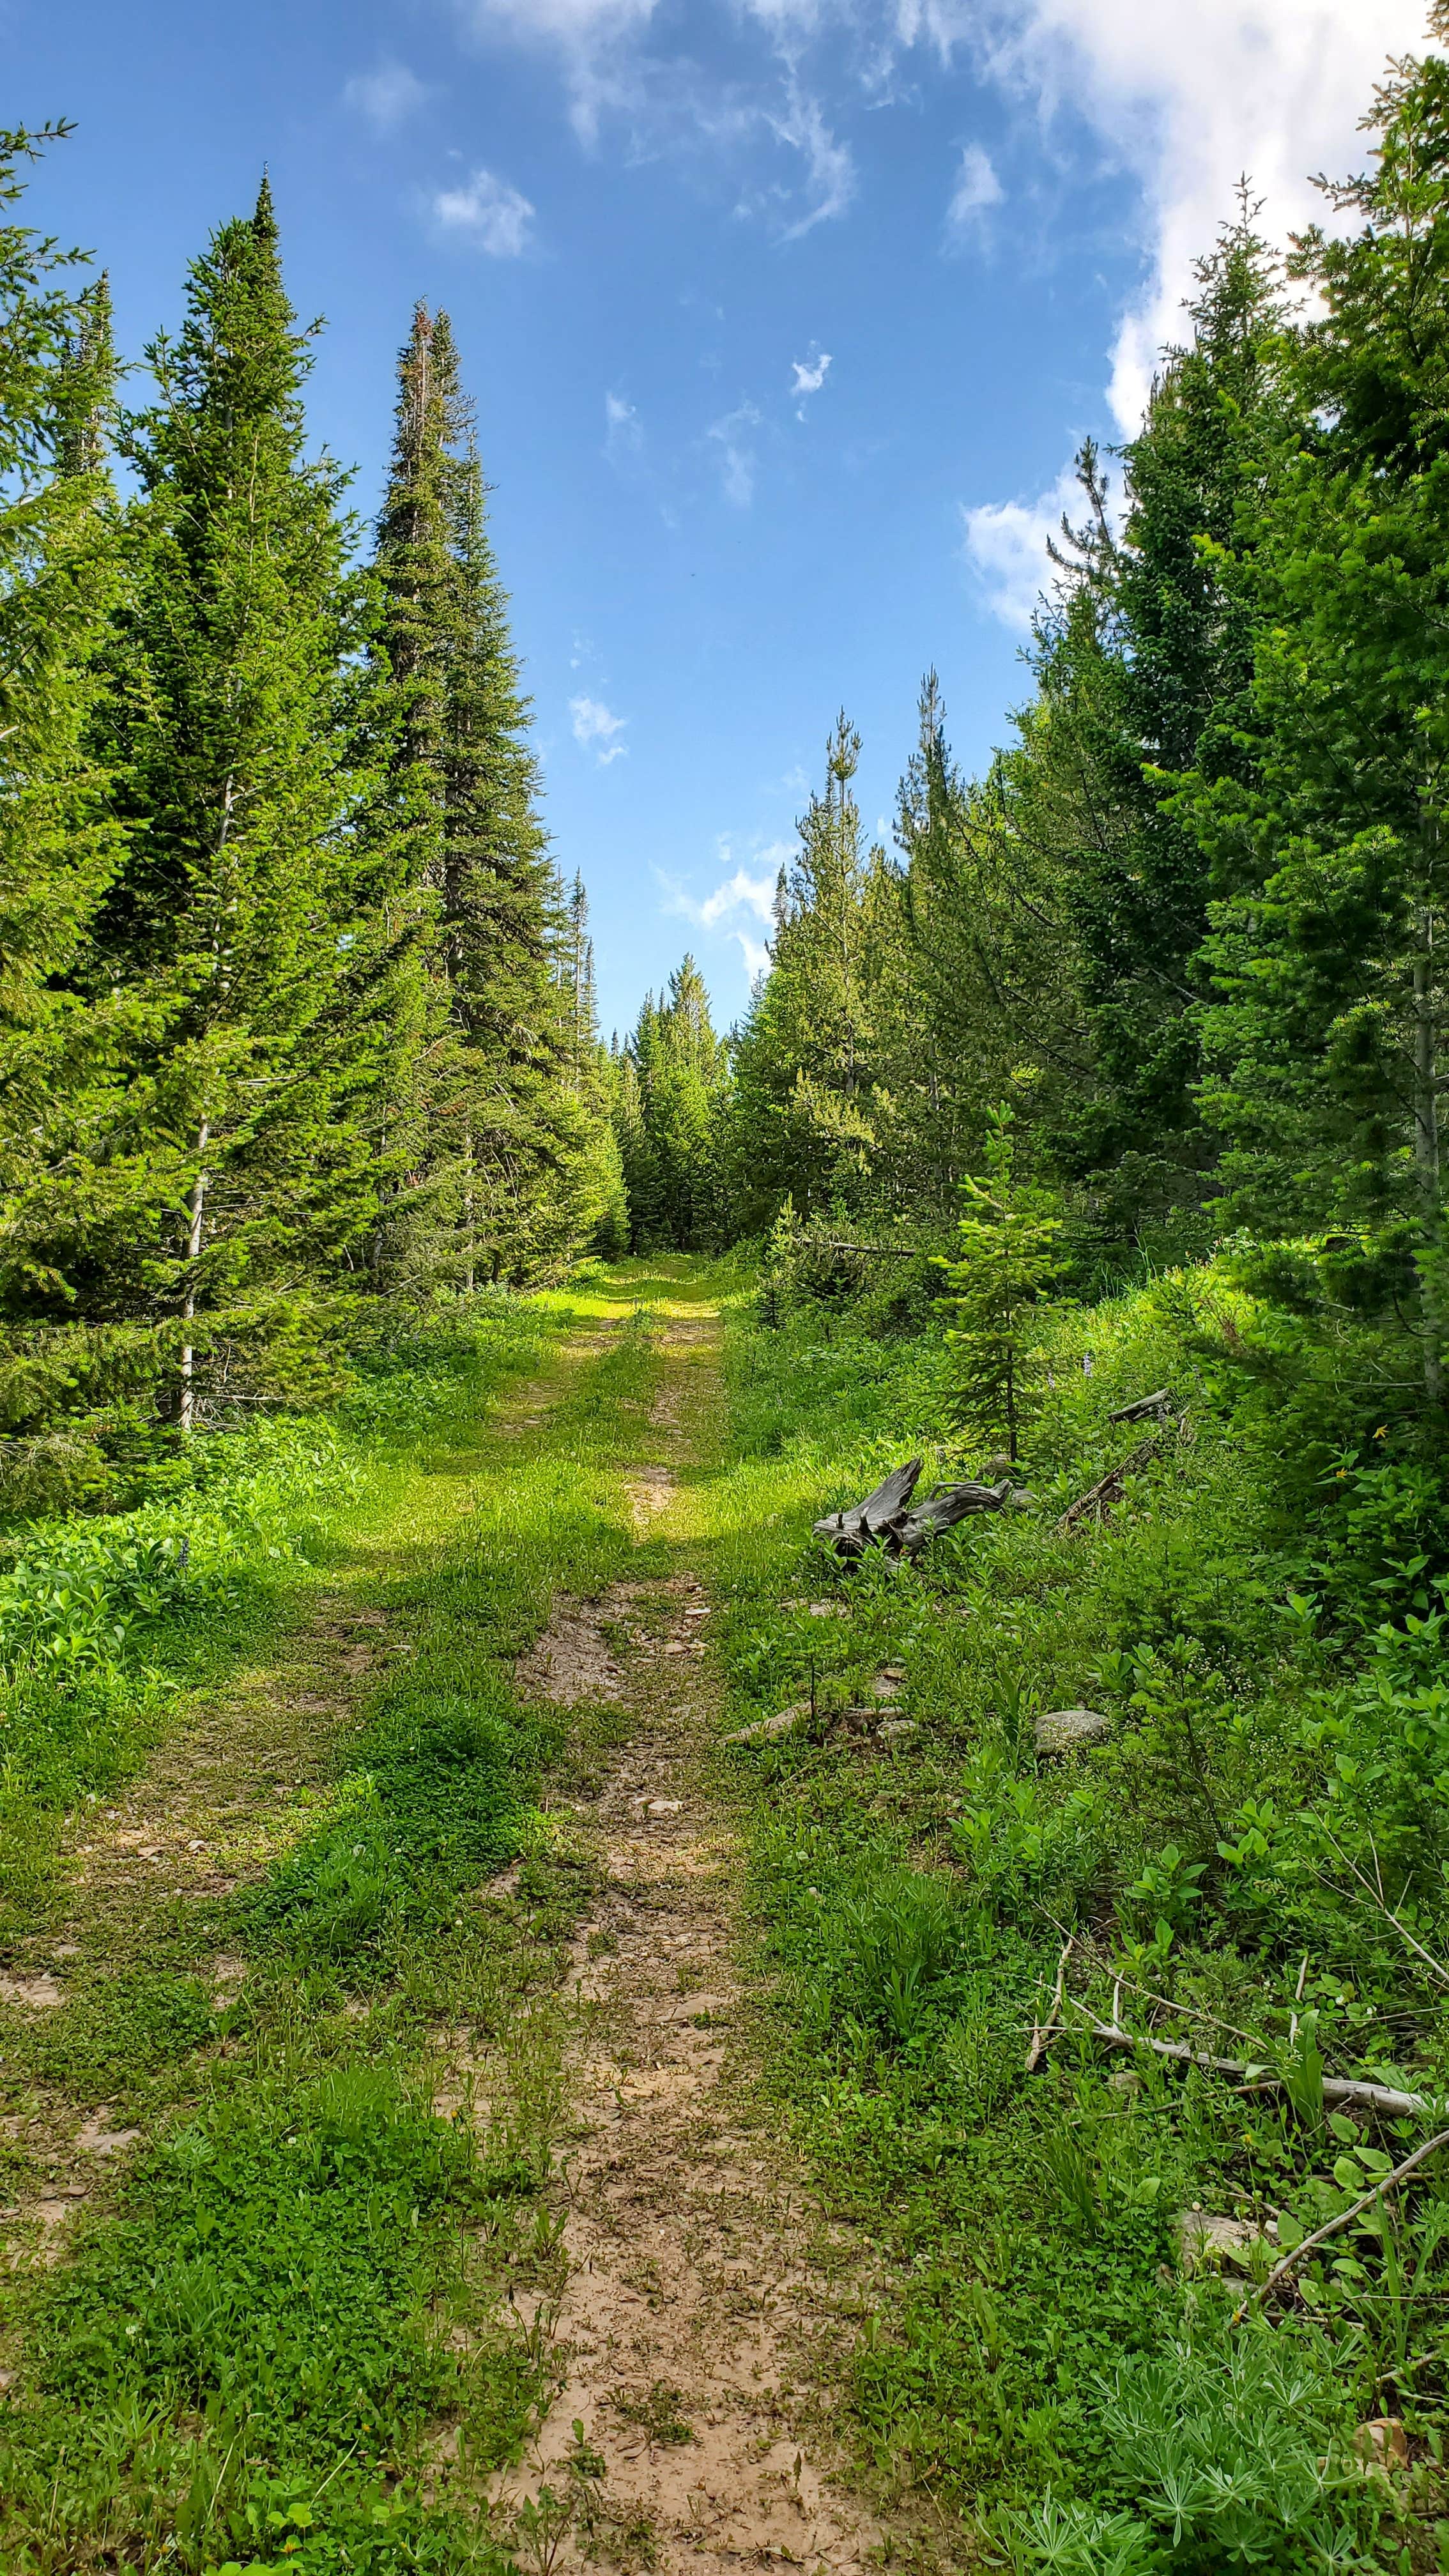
[503,1307,878,2576]
[0,1323,610,2271]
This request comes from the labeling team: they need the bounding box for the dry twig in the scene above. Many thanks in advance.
[1242,2126,1449,2313]
[1025,1938,1073,2073]
[1057,1438,1160,1534]
[1070,2006,1432,2120]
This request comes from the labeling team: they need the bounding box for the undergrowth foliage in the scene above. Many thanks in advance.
[0,1287,623,2575]
[0,1298,547,1935]
[716,1267,1449,2570]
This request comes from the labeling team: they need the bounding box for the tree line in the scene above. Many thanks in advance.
[620,13,1449,1434]
[0,139,618,1511]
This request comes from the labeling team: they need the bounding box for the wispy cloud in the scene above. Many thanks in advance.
[455,0,1423,436]
[708,402,761,509]
[344,59,428,133]
[433,167,536,256]
[944,140,1002,245]
[960,464,1084,632]
[662,848,786,978]
[604,389,643,466]
[953,0,1423,429]
[790,347,832,418]
[769,85,855,235]
[571,694,629,763]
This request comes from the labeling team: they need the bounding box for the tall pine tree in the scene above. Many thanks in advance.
[374,303,607,1289]
[0,132,131,1502]
[45,178,387,1425]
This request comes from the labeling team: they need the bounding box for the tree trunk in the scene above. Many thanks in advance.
[1413,917,1444,1409]
[178,1119,210,1432]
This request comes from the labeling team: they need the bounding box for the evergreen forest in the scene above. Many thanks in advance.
[15,17,1449,2576]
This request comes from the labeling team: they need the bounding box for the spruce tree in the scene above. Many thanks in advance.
[49,178,386,1425]
[614,959,726,1250]
[374,307,606,1288]
[724,717,879,1233]
[1184,21,1449,1405]
[936,1107,1066,1462]
[0,131,130,1501]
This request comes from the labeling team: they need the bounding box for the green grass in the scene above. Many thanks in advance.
[0,1298,555,1939]
[0,1280,681,2575]
[705,1272,1449,2568]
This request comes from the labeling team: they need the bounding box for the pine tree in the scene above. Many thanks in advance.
[611,960,727,1251]
[47,178,387,1425]
[724,716,878,1233]
[374,307,607,1289]
[935,1107,1066,1462]
[0,130,130,1503]
[1184,23,1449,1404]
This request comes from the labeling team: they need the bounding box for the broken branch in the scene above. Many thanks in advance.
[1058,1438,1160,1534]
[1071,2007,1432,2120]
[1244,2126,1449,2312]
[1025,1938,1073,2073]
[1107,1389,1176,1423]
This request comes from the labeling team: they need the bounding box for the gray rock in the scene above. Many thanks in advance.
[877,1718,918,1742]
[1176,2209,1276,2275]
[723,1701,809,1747]
[1034,1706,1112,1758]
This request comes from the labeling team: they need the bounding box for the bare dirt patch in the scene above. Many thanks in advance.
[500,1312,878,2576]
[621,1464,677,1537]
[515,1596,626,1706]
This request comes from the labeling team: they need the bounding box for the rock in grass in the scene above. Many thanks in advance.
[1034,1706,1112,1758]
[723,1702,809,1747]
[1354,2418,1409,2476]
[876,1717,917,1742]
[1176,2210,1275,2274]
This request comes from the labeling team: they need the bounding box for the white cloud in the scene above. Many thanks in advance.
[571,694,629,763]
[697,866,780,929]
[663,847,788,978]
[456,0,664,142]
[944,139,1002,241]
[950,0,1425,430]
[604,390,643,464]
[343,60,427,133]
[433,167,536,257]
[452,0,1427,425]
[769,85,856,234]
[960,465,1083,632]
[790,348,832,418]
[708,402,761,509]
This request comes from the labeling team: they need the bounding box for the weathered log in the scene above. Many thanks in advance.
[812,1459,922,1559]
[814,1462,1032,1562]
[1058,1437,1159,1534]
[897,1480,1025,1557]
[1107,1388,1176,1423]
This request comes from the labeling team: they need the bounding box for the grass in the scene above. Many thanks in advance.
[11,1241,1436,2570]
[703,1271,1449,2569]
[0,1275,702,2574]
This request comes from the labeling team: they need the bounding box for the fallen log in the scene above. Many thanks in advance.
[1107,1388,1176,1423]
[1058,1436,1159,1534]
[814,1462,1033,1562]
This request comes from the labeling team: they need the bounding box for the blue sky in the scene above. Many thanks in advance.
[6,0,1427,1036]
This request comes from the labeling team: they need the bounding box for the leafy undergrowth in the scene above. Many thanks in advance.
[0,1289,671,2573]
[712,1271,1449,2572]
[0,1298,551,1934]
